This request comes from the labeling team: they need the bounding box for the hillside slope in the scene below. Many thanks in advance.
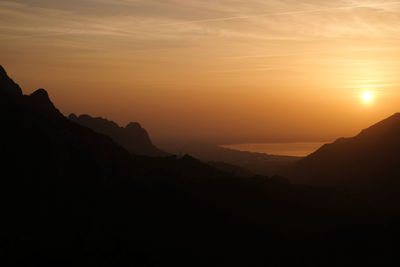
[69,114,169,157]
[286,113,400,184]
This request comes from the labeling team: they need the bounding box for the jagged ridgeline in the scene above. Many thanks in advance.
[1,65,400,266]
[69,114,169,157]
[0,65,300,266]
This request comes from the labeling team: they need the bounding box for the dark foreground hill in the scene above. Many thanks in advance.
[1,65,400,266]
[69,113,169,157]
[286,113,400,185]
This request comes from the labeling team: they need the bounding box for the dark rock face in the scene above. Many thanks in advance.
[28,88,65,118]
[0,65,22,97]
[287,113,400,184]
[30,88,50,100]
[69,114,169,157]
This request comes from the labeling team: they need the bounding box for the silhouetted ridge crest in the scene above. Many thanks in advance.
[287,112,400,184]
[357,112,400,138]
[0,66,63,119]
[0,65,7,76]
[126,122,143,130]
[30,88,49,99]
[0,65,22,97]
[29,88,64,118]
[69,114,169,157]
[69,113,78,120]
[74,114,120,129]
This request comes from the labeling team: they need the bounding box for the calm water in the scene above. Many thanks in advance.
[221,142,327,157]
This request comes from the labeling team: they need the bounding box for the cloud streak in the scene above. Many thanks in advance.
[1,0,400,43]
[158,1,400,26]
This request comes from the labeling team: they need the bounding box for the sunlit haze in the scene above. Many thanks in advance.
[361,91,374,104]
[1,0,400,144]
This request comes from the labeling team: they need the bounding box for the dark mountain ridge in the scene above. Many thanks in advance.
[0,65,303,266]
[69,113,169,157]
[0,65,22,96]
[287,113,400,184]
[1,65,400,266]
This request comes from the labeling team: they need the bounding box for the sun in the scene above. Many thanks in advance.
[361,91,374,103]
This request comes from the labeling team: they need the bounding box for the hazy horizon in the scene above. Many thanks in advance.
[2,0,400,144]
[221,141,327,157]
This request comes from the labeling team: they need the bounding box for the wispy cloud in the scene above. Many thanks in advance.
[226,46,400,60]
[2,0,400,42]
[158,1,400,26]
[341,84,400,88]
[1,0,400,79]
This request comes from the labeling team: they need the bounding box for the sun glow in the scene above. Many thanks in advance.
[361,91,374,103]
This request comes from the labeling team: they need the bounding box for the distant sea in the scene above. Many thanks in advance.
[221,142,327,157]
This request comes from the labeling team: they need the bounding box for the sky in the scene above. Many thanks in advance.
[1,0,400,144]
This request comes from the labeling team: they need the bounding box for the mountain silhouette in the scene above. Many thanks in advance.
[69,114,169,157]
[0,65,291,266]
[0,65,22,97]
[1,65,400,266]
[0,65,223,265]
[287,113,400,184]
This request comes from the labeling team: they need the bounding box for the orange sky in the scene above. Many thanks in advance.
[1,0,400,144]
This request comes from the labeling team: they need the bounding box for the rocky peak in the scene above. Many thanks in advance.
[29,88,63,117]
[126,122,143,131]
[0,65,23,97]
[30,88,50,100]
